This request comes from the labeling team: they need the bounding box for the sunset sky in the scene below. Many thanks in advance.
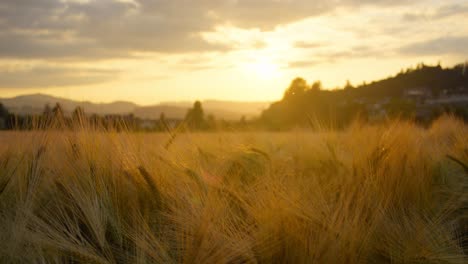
[1,0,467,105]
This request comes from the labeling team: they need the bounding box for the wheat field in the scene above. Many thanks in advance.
[0,116,467,263]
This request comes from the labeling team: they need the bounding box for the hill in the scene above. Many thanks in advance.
[135,100,270,120]
[346,63,468,99]
[0,94,269,120]
[0,94,138,116]
[260,62,468,129]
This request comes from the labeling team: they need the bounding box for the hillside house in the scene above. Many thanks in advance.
[404,87,432,104]
[426,95,468,106]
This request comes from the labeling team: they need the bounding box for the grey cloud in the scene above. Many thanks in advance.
[176,57,234,71]
[211,0,414,29]
[0,0,227,59]
[0,32,126,60]
[0,0,419,60]
[435,4,468,18]
[294,41,324,49]
[402,13,426,22]
[400,36,468,55]
[0,65,119,88]
[403,3,468,21]
[288,60,322,68]
[287,51,351,68]
[288,45,383,68]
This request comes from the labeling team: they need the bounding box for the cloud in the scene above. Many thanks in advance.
[0,32,127,60]
[294,41,324,49]
[288,60,322,68]
[0,0,419,60]
[0,0,227,59]
[435,4,468,19]
[175,56,234,71]
[0,65,119,88]
[403,3,468,21]
[288,45,383,69]
[400,36,468,56]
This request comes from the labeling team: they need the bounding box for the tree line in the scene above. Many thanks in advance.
[0,101,249,131]
[1,62,467,131]
[260,62,468,129]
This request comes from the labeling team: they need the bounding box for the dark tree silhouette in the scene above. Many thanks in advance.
[260,62,468,130]
[0,103,10,129]
[43,104,52,118]
[185,101,206,130]
[158,112,168,131]
[51,103,65,128]
[206,114,217,130]
[283,77,309,99]
[311,81,322,92]
[40,104,53,128]
[0,103,9,118]
[344,80,354,90]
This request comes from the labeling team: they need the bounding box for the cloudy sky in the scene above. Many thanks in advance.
[1,0,467,104]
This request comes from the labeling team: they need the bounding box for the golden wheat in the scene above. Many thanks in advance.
[0,115,466,263]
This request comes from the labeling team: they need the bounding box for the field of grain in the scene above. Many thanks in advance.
[0,116,467,263]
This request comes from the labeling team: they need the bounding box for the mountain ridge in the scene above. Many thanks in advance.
[0,93,270,120]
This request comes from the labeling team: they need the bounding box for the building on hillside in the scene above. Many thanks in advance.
[425,95,468,106]
[403,87,432,104]
[415,91,468,123]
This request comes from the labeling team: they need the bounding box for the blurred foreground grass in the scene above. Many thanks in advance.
[0,116,467,263]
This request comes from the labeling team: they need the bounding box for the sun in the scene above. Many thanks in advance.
[243,57,281,80]
[253,60,279,79]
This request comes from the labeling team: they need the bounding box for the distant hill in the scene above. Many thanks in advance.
[0,94,139,116]
[0,94,269,120]
[136,100,270,120]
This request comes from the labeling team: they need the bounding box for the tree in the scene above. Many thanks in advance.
[41,104,53,128]
[238,115,247,130]
[52,103,64,118]
[0,103,9,130]
[185,101,206,130]
[51,103,65,128]
[160,112,166,123]
[240,115,246,124]
[344,80,354,90]
[0,103,9,118]
[206,114,217,130]
[283,77,308,99]
[311,81,322,92]
[43,104,52,118]
[158,112,168,131]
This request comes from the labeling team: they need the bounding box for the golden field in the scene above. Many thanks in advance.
[0,116,467,263]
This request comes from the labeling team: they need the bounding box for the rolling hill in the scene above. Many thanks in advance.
[0,94,269,120]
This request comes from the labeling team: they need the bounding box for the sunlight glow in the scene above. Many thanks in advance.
[243,57,281,80]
